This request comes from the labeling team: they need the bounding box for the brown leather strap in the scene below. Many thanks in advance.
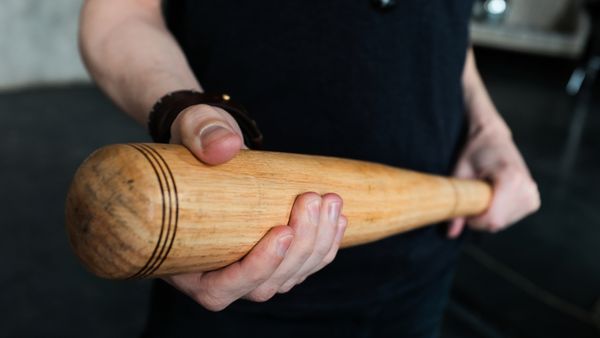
[147,90,263,149]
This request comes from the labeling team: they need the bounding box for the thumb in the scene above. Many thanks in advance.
[171,104,244,165]
[195,121,243,165]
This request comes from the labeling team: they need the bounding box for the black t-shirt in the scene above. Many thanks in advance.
[162,0,473,311]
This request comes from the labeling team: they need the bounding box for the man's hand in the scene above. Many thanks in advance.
[80,0,346,308]
[447,117,540,238]
[164,104,347,311]
[449,47,541,238]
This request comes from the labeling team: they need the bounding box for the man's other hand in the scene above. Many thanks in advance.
[448,119,540,238]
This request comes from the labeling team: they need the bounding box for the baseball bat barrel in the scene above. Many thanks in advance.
[66,143,491,279]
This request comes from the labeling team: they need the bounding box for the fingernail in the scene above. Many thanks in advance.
[328,201,341,223]
[198,123,231,149]
[276,234,294,257]
[307,199,321,225]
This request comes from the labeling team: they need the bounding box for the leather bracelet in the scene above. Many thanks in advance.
[147,90,263,149]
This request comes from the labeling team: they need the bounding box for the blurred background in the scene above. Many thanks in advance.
[1,0,599,337]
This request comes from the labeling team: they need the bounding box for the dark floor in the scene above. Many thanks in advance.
[1,48,598,337]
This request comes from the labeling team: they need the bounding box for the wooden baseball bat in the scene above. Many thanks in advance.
[66,143,491,280]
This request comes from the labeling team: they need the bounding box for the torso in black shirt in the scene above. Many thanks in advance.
[160,0,472,312]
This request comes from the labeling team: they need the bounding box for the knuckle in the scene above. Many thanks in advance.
[488,224,502,233]
[179,105,224,133]
[527,182,541,211]
[248,287,277,303]
[192,103,218,116]
[498,164,521,182]
[502,163,519,174]
[278,282,295,294]
[531,195,541,211]
[252,293,273,303]
[322,251,337,265]
[202,301,228,312]
[178,106,204,126]
[486,213,505,232]
[194,292,228,312]
[492,159,510,173]
[244,266,270,286]
[527,196,540,212]
[488,221,504,233]
[243,245,283,285]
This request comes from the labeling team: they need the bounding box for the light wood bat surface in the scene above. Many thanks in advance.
[66,144,491,279]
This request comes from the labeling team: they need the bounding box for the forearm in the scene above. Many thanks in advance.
[462,48,510,137]
[79,0,201,125]
[449,49,539,238]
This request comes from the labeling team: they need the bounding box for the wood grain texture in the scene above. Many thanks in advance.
[65,143,492,279]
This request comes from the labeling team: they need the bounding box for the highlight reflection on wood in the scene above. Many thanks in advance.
[65,144,491,279]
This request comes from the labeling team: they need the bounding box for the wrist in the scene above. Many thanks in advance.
[464,90,511,142]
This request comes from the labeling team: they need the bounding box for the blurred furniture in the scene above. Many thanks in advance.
[472,0,590,58]
[471,0,598,179]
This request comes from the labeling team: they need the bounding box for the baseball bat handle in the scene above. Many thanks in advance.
[66,143,491,279]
